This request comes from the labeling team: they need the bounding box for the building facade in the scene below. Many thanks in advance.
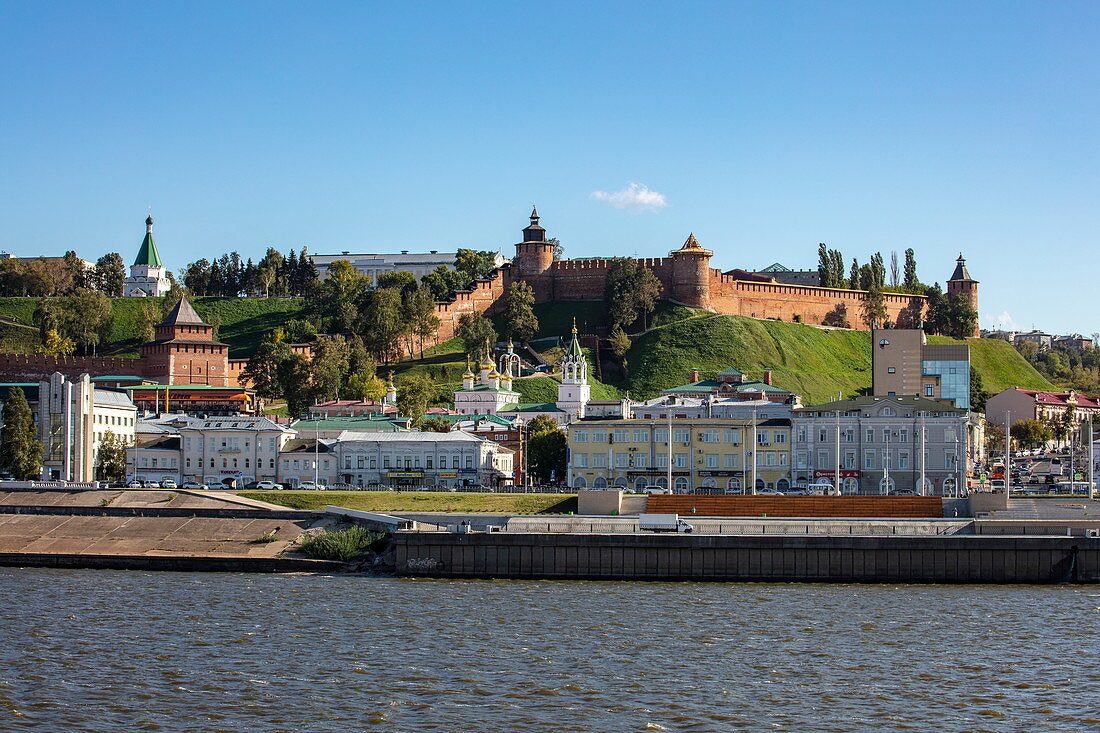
[329,431,513,489]
[871,328,971,409]
[985,388,1100,430]
[566,417,792,493]
[791,396,970,495]
[139,297,231,386]
[309,250,506,284]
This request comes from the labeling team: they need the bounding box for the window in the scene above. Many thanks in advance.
[654,429,668,443]
[795,451,808,469]
[426,457,433,469]
[465,456,473,469]
[591,430,608,443]
[796,428,807,442]
[844,430,853,443]
[764,452,776,467]
[674,477,689,492]
[757,432,768,445]
[344,457,352,469]
[574,453,588,468]
[613,429,629,443]
[843,451,855,469]
[723,429,739,444]
[866,428,874,442]
[818,428,828,442]
[593,453,608,468]
[864,451,875,469]
[925,385,935,397]
[817,450,829,469]
[899,429,909,443]
[946,454,957,469]
[724,454,739,468]
[705,454,718,468]
[634,454,648,468]
[774,433,787,444]
[452,456,459,469]
[673,453,688,468]
[674,429,690,443]
[574,430,588,443]
[615,453,630,468]
[633,429,648,443]
[656,454,668,468]
[887,367,896,374]
[881,407,895,417]
[898,451,909,470]
[700,430,719,443]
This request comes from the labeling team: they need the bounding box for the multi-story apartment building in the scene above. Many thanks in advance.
[791,396,972,495]
[985,388,1100,430]
[1,373,137,482]
[566,417,792,493]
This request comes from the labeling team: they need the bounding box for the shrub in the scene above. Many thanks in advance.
[298,526,380,561]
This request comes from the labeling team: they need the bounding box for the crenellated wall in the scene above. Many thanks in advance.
[0,354,146,381]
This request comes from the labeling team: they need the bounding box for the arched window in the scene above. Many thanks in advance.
[634,477,647,491]
[701,477,717,488]
[674,477,689,493]
[881,407,896,416]
[755,478,765,491]
[879,477,895,494]
[843,477,859,494]
[656,477,668,489]
[593,476,607,489]
[918,477,934,495]
[776,478,790,491]
[726,477,741,492]
[612,477,627,488]
[573,476,587,489]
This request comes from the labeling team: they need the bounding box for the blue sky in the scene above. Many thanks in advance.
[1,2,1097,335]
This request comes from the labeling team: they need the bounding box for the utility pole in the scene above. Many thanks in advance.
[883,430,890,494]
[666,409,673,492]
[834,409,841,495]
[1088,419,1095,501]
[1004,410,1012,495]
[751,409,758,495]
[919,416,926,496]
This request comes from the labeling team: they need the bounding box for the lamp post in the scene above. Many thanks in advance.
[834,409,841,495]
[751,409,758,495]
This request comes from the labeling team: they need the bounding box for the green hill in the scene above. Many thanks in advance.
[0,296,307,358]
[623,315,1055,404]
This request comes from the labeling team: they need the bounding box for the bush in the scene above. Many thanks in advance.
[298,526,380,561]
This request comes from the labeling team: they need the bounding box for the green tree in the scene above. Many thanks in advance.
[421,265,470,300]
[310,335,350,402]
[861,287,888,329]
[376,270,418,293]
[458,313,497,361]
[1010,419,1052,448]
[969,369,989,412]
[501,281,539,342]
[419,417,452,433]
[283,318,317,343]
[984,420,1005,456]
[454,249,498,281]
[402,287,441,357]
[848,258,859,289]
[527,421,567,484]
[396,373,437,424]
[359,287,405,362]
[941,293,978,339]
[66,288,113,354]
[96,430,129,481]
[0,388,42,479]
[41,328,75,356]
[242,334,293,400]
[605,258,662,330]
[817,243,830,287]
[134,302,158,344]
[903,248,919,291]
[277,352,314,418]
[346,373,386,401]
[312,259,368,333]
[94,252,126,296]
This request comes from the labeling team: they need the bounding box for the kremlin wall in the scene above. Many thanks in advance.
[0,208,979,387]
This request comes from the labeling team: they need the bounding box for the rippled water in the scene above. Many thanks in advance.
[0,569,1098,732]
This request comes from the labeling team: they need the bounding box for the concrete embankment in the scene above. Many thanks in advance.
[393,532,1100,583]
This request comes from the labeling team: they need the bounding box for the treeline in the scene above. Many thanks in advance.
[1011,338,1100,396]
[183,248,318,297]
[817,244,921,293]
[0,252,127,297]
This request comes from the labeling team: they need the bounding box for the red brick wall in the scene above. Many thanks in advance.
[0,354,146,381]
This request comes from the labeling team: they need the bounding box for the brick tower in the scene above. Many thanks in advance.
[670,233,714,308]
[510,207,556,300]
[140,297,230,385]
[946,254,979,337]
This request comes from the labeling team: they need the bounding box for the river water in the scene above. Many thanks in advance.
[0,569,1097,732]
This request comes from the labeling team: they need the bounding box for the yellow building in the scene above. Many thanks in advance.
[566,417,792,493]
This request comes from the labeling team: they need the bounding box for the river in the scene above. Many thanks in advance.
[0,569,1097,732]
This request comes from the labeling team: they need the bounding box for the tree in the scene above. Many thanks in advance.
[396,373,437,424]
[312,259,367,333]
[941,293,978,339]
[96,430,129,481]
[984,420,1005,456]
[453,249,498,281]
[376,270,417,293]
[41,328,75,356]
[161,281,186,316]
[421,265,470,300]
[861,287,888,329]
[848,258,859,289]
[346,373,386,401]
[458,313,497,361]
[817,243,830,287]
[903,248,919,291]
[969,369,989,412]
[0,388,42,479]
[402,288,441,357]
[257,265,276,298]
[359,287,405,362]
[889,251,899,288]
[608,325,631,377]
[527,421,567,484]
[310,335,350,402]
[134,302,158,344]
[829,249,844,288]
[242,334,293,400]
[283,318,318,343]
[526,414,560,435]
[62,251,88,292]
[501,281,539,342]
[1011,419,1052,448]
[66,288,113,354]
[277,352,314,418]
[32,297,62,342]
[94,253,126,296]
[419,417,452,433]
[605,258,662,330]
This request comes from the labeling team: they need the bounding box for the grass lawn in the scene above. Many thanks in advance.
[241,490,579,514]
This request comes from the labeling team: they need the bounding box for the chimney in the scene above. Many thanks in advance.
[690,368,700,382]
[763,370,773,386]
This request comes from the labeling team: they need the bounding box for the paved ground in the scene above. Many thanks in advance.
[0,489,291,511]
[995,497,1100,520]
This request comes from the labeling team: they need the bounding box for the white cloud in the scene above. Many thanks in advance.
[987,310,1021,331]
[590,182,668,211]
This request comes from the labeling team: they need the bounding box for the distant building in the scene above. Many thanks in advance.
[747,263,820,287]
[659,367,800,405]
[871,329,970,409]
[792,396,972,495]
[328,430,513,489]
[1013,330,1053,351]
[985,388,1100,429]
[309,250,505,284]
[124,215,171,297]
[140,296,231,387]
[1053,334,1094,352]
[306,399,399,418]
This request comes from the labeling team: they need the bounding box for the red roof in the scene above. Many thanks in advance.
[1016,389,1100,408]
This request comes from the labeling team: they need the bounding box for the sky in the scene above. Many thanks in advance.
[1,1,1097,335]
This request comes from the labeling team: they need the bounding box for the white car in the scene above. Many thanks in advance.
[642,486,672,495]
[180,481,208,490]
[299,481,328,491]
[254,481,283,491]
[161,479,178,489]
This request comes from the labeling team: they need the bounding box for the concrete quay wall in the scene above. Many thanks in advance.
[393,533,1100,584]
[0,552,342,573]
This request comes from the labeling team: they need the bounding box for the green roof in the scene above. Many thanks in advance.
[126,384,253,392]
[436,413,517,426]
[134,231,164,267]
[292,417,406,431]
[499,402,565,413]
[717,367,744,376]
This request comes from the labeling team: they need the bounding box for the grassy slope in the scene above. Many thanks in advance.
[0,296,307,358]
[624,315,1055,404]
[242,490,578,514]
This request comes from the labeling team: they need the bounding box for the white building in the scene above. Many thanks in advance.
[328,430,513,489]
[123,215,171,297]
[0,373,137,482]
[127,414,295,487]
[631,394,795,422]
[309,250,506,284]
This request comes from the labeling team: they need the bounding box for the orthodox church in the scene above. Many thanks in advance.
[452,322,591,425]
[124,215,171,297]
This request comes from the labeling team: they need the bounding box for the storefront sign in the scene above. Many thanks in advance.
[814,470,861,478]
[387,472,424,478]
[437,472,458,478]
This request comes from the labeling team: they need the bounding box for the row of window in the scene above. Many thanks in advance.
[96,414,133,427]
[794,450,959,470]
[183,437,281,452]
[796,427,959,443]
[572,452,788,469]
[341,455,476,470]
[573,428,786,444]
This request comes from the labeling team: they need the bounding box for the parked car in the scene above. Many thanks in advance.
[990,479,1006,491]
[242,481,263,490]
[126,480,142,488]
[161,479,178,489]
[299,481,328,491]
[888,489,918,496]
[254,481,283,490]
[180,481,209,490]
[143,481,162,489]
[806,482,838,496]
[642,485,672,495]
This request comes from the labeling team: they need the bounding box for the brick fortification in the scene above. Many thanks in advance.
[422,209,975,341]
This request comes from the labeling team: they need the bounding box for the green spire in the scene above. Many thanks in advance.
[566,317,583,359]
[133,215,164,267]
